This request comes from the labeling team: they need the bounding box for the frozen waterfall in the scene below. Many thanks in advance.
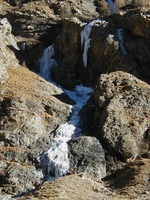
[38,44,93,180]
[81,19,108,67]
[39,44,56,81]
[106,0,116,15]
[117,28,128,57]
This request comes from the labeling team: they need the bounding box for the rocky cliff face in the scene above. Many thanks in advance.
[0,17,71,195]
[0,0,150,199]
[53,10,150,88]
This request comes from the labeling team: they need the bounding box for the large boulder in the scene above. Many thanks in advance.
[68,136,106,180]
[94,71,150,161]
[0,160,43,195]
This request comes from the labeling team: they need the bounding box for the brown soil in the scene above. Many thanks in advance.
[17,159,150,200]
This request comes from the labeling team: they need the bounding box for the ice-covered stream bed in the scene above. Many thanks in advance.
[37,44,93,180]
[37,13,127,181]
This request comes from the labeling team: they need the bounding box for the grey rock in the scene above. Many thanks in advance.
[0,20,71,194]
[68,136,106,180]
[0,18,19,84]
[0,160,43,194]
[94,71,150,161]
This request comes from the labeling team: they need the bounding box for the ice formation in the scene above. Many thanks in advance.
[106,0,116,15]
[38,44,93,180]
[81,19,108,67]
[39,44,56,81]
[117,28,128,57]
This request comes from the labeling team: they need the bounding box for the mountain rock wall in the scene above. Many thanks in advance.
[0,0,150,199]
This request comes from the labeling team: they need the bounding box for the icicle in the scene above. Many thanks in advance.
[106,0,116,15]
[81,19,108,67]
[117,28,128,57]
[38,46,94,180]
[39,44,56,80]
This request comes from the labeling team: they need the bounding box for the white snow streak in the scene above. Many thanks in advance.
[38,44,93,180]
[39,44,56,81]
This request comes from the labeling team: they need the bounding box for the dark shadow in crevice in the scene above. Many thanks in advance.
[53,93,75,105]
[8,44,30,67]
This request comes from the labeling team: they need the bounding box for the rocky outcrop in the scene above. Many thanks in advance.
[0,160,43,195]
[53,11,150,88]
[112,11,150,84]
[0,18,71,195]
[52,19,83,89]
[115,0,150,12]
[15,159,150,200]
[93,71,150,161]
[0,66,71,194]
[0,18,19,84]
[0,0,150,199]
[68,136,106,180]
[53,17,126,88]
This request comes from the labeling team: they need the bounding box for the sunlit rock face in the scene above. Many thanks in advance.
[0,0,150,199]
[0,66,71,194]
[0,20,71,195]
[94,71,150,161]
[115,0,150,12]
[0,18,19,84]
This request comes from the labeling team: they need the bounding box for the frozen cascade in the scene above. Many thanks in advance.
[38,44,93,180]
[106,0,116,15]
[117,28,128,57]
[81,19,108,67]
[39,44,57,81]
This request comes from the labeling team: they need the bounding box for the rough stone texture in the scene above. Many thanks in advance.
[1,1,150,87]
[115,0,150,12]
[94,71,150,161]
[0,66,71,194]
[0,66,71,147]
[14,159,150,200]
[52,19,83,89]
[53,17,130,88]
[54,13,150,88]
[104,159,150,200]
[68,136,106,180]
[0,0,150,199]
[0,18,20,84]
[0,0,101,75]
[0,18,71,194]
[3,0,99,40]
[112,12,150,84]
[0,160,43,195]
